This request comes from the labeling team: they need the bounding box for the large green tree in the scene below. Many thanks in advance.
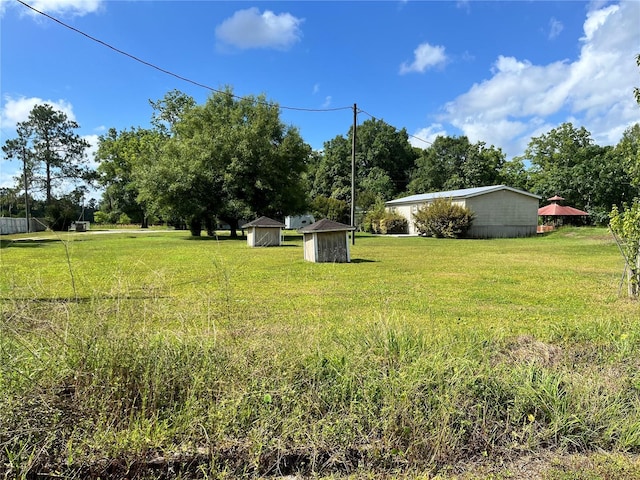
[311,135,352,201]
[95,127,166,227]
[149,88,197,134]
[616,123,640,194]
[310,118,417,210]
[407,135,506,194]
[354,119,417,198]
[524,123,594,208]
[139,88,311,237]
[524,122,634,220]
[2,104,90,205]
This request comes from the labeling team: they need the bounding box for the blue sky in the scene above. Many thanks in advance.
[1,0,639,200]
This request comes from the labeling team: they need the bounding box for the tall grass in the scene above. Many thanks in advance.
[0,228,639,478]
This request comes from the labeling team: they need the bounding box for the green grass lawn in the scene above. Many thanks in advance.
[1,228,638,479]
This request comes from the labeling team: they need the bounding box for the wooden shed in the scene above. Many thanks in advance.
[385,185,541,238]
[299,219,356,263]
[242,216,285,247]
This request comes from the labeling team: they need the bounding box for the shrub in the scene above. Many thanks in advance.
[362,202,385,233]
[379,212,408,234]
[117,213,132,225]
[412,197,474,238]
[45,197,80,231]
[610,200,640,297]
[93,210,115,224]
[363,203,407,234]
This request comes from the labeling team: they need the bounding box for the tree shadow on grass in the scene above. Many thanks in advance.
[1,238,63,249]
[184,235,246,241]
[2,294,170,303]
[350,258,376,263]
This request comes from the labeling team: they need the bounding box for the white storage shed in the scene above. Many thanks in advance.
[299,219,356,263]
[242,216,285,247]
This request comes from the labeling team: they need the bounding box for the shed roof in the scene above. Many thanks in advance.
[385,185,541,206]
[299,218,356,233]
[241,216,285,228]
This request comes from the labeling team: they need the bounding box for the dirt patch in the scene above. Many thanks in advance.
[500,335,563,368]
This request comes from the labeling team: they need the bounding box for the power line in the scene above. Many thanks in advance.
[358,108,433,146]
[17,0,434,146]
[15,0,352,114]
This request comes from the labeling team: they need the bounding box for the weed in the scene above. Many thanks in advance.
[0,229,638,478]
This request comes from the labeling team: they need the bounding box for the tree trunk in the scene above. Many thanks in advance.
[205,215,215,236]
[189,217,202,237]
[628,268,638,298]
[46,160,52,204]
[632,247,640,298]
[229,218,239,238]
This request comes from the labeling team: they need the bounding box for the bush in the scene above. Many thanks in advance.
[362,203,385,233]
[379,213,408,234]
[93,210,115,224]
[117,213,132,225]
[363,204,408,234]
[413,197,474,238]
[45,197,80,231]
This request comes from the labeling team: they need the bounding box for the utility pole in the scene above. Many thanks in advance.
[351,103,357,245]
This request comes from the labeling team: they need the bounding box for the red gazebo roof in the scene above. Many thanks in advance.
[538,203,588,216]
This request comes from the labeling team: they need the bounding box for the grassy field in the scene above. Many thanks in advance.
[1,228,639,479]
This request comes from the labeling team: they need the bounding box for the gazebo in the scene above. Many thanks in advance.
[299,219,356,263]
[242,216,285,247]
[538,195,588,228]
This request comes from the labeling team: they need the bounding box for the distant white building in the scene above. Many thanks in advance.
[284,214,315,230]
[386,185,541,238]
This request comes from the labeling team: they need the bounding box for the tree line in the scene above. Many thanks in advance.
[2,87,640,234]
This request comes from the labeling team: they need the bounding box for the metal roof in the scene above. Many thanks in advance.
[241,216,285,228]
[385,185,541,206]
[298,218,355,233]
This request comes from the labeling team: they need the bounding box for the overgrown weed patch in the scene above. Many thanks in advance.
[1,228,638,478]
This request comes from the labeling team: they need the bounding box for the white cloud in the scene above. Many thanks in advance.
[548,17,564,40]
[0,165,19,189]
[428,1,640,159]
[83,134,100,170]
[581,4,618,42]
[1,96,76,130]
[321,96,332,109]
[410,124,448,148]
[5,0,103,17]
[399,42,447,74]
[215,8,303,50]
[456,1,471,14]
